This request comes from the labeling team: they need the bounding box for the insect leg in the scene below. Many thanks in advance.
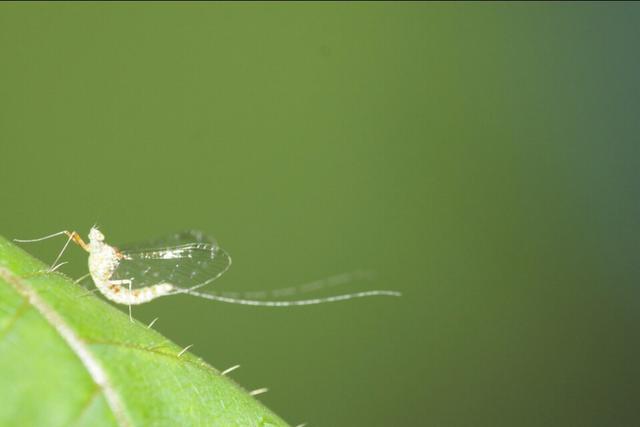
[128,279,132,323]
[65,231,89,252]
[108,279,135,322]
[14,230,69,243]
[55,231,91,271]
[14,230,85,271]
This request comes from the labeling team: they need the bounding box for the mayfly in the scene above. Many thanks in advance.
[15,227,401,315]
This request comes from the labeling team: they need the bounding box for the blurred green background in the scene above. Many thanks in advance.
[1,3,638,426]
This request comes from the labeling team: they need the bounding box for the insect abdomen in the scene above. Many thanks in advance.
[103,283,174,305]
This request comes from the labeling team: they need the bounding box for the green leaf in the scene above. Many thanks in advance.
[0,235,289,427]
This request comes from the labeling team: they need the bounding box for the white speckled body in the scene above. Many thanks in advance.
[87,228,174,305]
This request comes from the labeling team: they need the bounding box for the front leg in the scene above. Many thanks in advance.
[65,231,90,252]
[14,230,89,272]
[50,231,89,272]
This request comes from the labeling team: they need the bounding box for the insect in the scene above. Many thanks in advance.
[15,227,401,320]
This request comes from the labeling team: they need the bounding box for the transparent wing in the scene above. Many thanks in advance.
[112,231,231,291]
[119,230,216,251]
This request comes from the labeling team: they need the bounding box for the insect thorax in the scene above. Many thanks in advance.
[88,242,120,283]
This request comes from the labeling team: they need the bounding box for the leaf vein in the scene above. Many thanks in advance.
[0,298,30,339]
[0,267,132,427]
[68,385,100,427]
